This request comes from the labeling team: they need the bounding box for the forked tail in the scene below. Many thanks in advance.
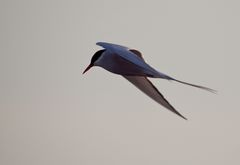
[172,78,217,93]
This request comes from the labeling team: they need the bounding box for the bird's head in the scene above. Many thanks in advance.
[83,49,105,74]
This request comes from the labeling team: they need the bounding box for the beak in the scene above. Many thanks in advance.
[83,63,93,74]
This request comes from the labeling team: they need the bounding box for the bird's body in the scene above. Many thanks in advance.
[83,42,215,120]
[95,42,171,78]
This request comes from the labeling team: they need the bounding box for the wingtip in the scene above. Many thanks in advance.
[96,41,110,46]
[96,42,102,46]
[182,115,188,120]
[177,113,188,120]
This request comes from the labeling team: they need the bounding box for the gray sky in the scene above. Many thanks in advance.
[1,0,240,165]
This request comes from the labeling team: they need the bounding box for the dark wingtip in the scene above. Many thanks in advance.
[176,112,188,120]
[182,116,188,120]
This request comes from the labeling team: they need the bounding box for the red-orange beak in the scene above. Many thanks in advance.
[83,63,93,74]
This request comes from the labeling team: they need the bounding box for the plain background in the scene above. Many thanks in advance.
[1,0,240,164]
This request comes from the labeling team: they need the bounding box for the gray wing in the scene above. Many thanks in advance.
[97,42,150,70]
[97,42,129,50]
[124,76,187,120]
[97,42,171,79]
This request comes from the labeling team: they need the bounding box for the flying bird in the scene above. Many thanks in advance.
[83,42,216,120]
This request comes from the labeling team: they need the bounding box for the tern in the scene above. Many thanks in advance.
[83,42,215,120]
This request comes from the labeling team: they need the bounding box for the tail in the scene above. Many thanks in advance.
[172,78,217,93]
[147,69,216,93]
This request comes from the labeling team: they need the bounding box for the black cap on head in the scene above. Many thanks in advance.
[83,49,105,74]
[91,49,105,64]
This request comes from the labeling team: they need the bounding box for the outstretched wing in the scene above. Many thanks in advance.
[97,42,148,69]
[123,76,187,120]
